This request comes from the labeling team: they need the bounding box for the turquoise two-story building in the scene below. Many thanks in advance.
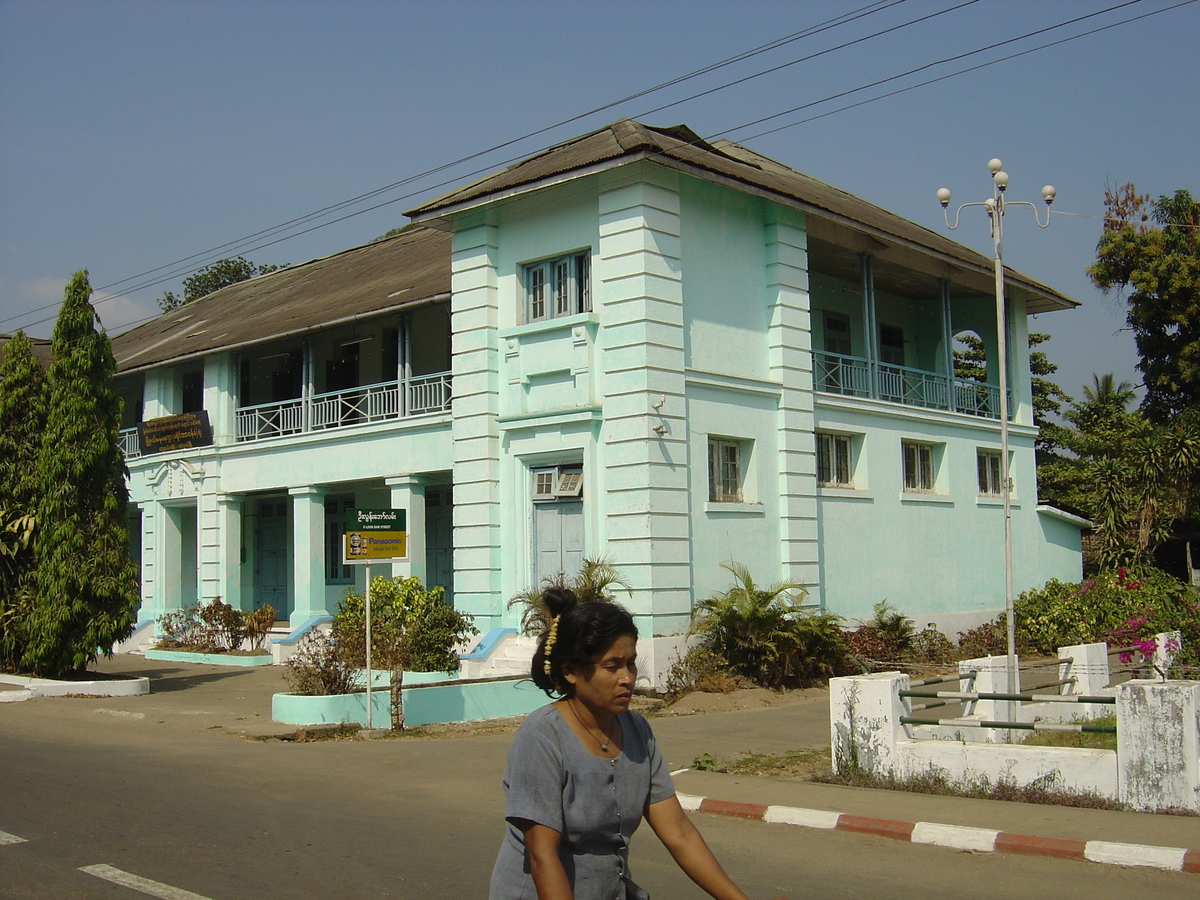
[112,120,1087,682]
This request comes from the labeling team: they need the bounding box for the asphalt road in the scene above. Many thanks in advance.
[1,673,1196,899]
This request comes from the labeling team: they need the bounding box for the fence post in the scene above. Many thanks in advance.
[1117,679,1200,812]
[1152,630,1182,678]
[959,655,1012,742]
[829,672,907,779]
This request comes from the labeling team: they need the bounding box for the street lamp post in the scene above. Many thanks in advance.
[937,162,1055,707]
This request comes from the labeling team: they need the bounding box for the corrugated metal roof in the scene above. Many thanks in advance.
[112,226,450,373]
[407,119,1076,314]
[0,333,54,369]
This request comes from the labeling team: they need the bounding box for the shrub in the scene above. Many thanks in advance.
[664,645,738,699]
[1014,567,1194,654]
[244,605,276,651]
[156,599,269,653]
[690,561,845,689]
[283,629,356,697]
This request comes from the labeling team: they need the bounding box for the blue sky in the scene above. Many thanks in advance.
[1,0,1196,404]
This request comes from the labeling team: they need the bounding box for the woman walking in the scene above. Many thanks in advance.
[488,587,752,900]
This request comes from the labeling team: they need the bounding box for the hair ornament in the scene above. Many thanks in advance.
[542,614,560,676]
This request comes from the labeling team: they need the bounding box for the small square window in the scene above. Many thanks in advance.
[816,433,852,488]
[978,449,1003,497]
[524,252,591,322]
[708,438,744,502]
[533,465,584,501]
[902,441,934,493]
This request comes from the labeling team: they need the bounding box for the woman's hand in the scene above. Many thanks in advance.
[645,796,750,900]
[518,820,573,900]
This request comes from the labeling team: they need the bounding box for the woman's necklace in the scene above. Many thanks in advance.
[568,699,616,752]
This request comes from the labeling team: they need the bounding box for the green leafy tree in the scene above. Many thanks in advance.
[24,271,138,676]
[1088,184,1200,422]
[0,508,36,670]
[335,575,476,730]
[0,331,48,512]
[157,256,286,312]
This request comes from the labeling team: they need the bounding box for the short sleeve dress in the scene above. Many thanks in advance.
[488,703,676,900]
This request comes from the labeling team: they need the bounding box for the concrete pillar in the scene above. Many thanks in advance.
[449,220,502,628]
[289,486,328,625]
[829,672,908,778]
[764,210,819,593]
[1117,679,1200,812]
[1059,642,1110,696]
[1152,630,1182,679]
[386,475,427,583]
[205,352,237,446]
[136,501,159,627]
[217,494,244,610]
[143,369,169,419]
[958,655,1013,742]
[598,171,691,638]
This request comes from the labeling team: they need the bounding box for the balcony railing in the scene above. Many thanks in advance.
[815,351,1005,420]
[118,427,141,460]
[236,372,451,443]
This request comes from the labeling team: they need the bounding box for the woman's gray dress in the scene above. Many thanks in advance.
[488,704,676,900]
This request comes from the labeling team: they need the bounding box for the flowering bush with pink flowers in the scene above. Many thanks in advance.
[1012,568,1199,677]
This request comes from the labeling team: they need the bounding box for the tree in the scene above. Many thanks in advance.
[335,575,476,730]
[157,256,286,312]
[0,331,47,670]
[0,331,47,513]
[954,331,1071,459]
[24,271,138,676]
[1088,185,1200,422]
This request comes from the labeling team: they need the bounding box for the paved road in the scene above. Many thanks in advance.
[1,661,1196,898]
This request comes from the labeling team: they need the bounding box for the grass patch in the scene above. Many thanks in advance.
[1019,715,1117,751]
[688,746,832,780]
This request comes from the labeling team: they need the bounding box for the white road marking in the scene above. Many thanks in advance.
[0,830,27,846]
[79,864,214,900]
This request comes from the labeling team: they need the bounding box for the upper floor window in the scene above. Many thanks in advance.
[977,449,1003,497]
[708,437,745,502]
[902,441,935,493]
[816,433,852,488]
[180,370,204,414]
[879,325,905,367]
[525,252,591,322]
[823,311,851,355]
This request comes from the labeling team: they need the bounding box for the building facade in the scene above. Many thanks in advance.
[113,120,1086,678]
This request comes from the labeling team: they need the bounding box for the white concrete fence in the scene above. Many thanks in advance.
[829,634,1200,812]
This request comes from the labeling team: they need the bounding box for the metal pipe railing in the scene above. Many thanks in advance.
[900,717,1116,734]
[899,689,1114,705]
[909,671,978,688]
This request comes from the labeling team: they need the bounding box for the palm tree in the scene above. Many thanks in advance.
[508,556,632,636]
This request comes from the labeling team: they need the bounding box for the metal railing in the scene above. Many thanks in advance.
[118,427,141,459]
[814,351,870,398]
[814,350,1008,420]
[235,371,451,443]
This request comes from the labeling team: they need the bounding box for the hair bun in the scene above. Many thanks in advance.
[540,585,578,621]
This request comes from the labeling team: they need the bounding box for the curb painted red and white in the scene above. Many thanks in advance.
[675,794,1200,874]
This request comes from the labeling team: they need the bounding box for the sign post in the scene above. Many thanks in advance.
[343,509,408,733]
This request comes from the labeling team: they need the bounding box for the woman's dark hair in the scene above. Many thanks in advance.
[530,587,637,698]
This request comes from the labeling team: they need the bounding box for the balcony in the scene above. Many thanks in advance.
[236,372,451,443]
[814,351,1003,419]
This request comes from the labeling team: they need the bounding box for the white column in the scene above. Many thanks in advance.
[216,494,244,610]
[136,501,159,627]
[289,485,328,625]
[143,369,170,419]
[205,352,237,446]
[386,475,427,584]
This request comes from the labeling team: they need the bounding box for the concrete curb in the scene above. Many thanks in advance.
[676,793,1200,875]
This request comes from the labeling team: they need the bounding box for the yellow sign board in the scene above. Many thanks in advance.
[344,530,407,562]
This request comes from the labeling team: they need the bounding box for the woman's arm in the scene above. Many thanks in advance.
[518,820,573,900]
[644,796,750,900]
